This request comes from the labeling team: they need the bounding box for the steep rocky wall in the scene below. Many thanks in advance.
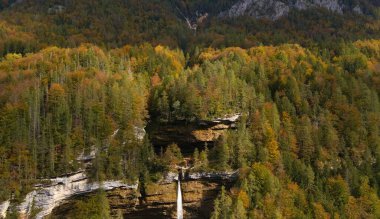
[51,187,140,218]
[220,0,364,20]
[123,171,238,218]
[147,114,241,154]
[1,171,137,219]
[50,171,238,219]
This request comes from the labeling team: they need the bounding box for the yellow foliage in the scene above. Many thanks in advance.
[238,190,250,208]
[5,53,22,61]
[354,39,380,59]
[199,47,249,62]
[155,45,185,77]
[49,83,65,94]
[313,202,330,219]
[263,121,280,164]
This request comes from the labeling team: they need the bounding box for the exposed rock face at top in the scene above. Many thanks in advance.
[220,0,363,20]
[147,114,241,154]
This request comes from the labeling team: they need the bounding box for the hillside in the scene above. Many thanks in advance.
[0,40,379,218]
[0,0,379,55]
[0,0,379,218]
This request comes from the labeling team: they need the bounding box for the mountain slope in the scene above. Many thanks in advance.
[220,0,378,20]
[1,40,380,218]
[0,0,379,54]
[0,1,380,218]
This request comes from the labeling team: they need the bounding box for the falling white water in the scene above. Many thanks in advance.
[177,178,183,219]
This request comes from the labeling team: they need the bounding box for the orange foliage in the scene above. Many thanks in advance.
[150,73,162,87]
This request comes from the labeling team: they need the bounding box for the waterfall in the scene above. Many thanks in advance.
[177,178,183,219]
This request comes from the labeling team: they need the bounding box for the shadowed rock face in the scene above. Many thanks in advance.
[147,122,225,155]
[50,172,238,219]
[4,171,138,219]
[219,0,367,20]
[181,178,236,219]
[147,114,240,155]
[138,176,236,218]
[50,188,140,218]
[141,171,237,218]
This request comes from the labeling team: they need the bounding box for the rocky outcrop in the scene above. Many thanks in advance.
[2,171,237,219]
[140,180,223,218]
[50,171,238,219]
[221,0,290,20]
[187,171,239,181]
[147,114,241,154]
[1,127,144,219]
[126,171,237,219]
[220,0,364,20]
[191,129,225,142]
[147,171,238,218]
[173,1,209,31]
[192,114,241,141]
[8,171,137,219]
[134,126,146,141]
[0,200,9,218]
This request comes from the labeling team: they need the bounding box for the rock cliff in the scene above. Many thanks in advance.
[220,0,365,20]
[50,171,238,219]
[147,114,241,154]
[0,171,137,219]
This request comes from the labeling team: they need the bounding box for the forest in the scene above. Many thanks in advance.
[0,0,380,218]
[0,0,380,55]
[0,39,379,217]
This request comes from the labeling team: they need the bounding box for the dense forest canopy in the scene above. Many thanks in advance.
[0,39,379,217]
[0,0,380,218]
